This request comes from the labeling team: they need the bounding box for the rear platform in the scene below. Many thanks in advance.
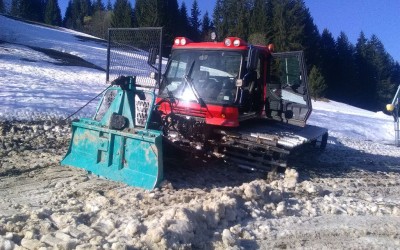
[241,120,328,149]
[216,120,328,171]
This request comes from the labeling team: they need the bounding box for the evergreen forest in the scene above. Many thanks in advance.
[2,0,400,112]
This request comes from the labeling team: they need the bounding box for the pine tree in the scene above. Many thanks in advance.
[11,0,20,16]
[354,31,375,107]
[249,0,267,35]
[335,32,356,103]
[201,11,212,41]
[248,0,267,44]
[134,0,159,27]
[235,0,251,39]
[17,0,45,22]
[65,0,81,29]
[189,0,201,41]
[392,62,400,88]
[213,0,251,40]
[80,0,92,17]
[369,35,395,109]
[302,5,320,69]
[72,0,82,28]
[44,0,62,26]
[269,0,306,52]
[177,2,190,36]
[0,0,5,13]
[93,0,105,12]
[163,0,180,43]
[33,0,45,22]
[112,0,132,28]
[63,0,86,29]
[309,66,327,100]
[265,0,274,40]
[212,0,226,40]
[106,0,112,11]
[18,0,31,19]
[81,0,93,29]
[319,29,337,98]
[391,64,400,108]
[63,0,73,27]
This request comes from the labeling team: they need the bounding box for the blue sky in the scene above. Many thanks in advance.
[58,0,400,62]
[305,0,400,63]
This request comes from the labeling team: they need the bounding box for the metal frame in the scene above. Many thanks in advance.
[106,27,163,88]
[390,85,400,146]
[271,51,312,125]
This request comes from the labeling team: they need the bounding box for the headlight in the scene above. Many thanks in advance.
[180,38,187,45]
[224,38,232,46]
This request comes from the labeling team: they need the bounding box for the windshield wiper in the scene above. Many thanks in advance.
[166,89,176,102]
[183,61,207,107]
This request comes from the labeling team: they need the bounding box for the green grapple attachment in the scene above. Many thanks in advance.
[61,76,163,190]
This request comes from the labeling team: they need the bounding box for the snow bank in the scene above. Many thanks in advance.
[309,100,395,142]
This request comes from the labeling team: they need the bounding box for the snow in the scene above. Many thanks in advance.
[309,98,395,142]
[0,15,107,120]
[1,15,400,249]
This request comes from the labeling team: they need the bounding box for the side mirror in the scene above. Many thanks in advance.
[235,79,243,87]
[147,48,158,65]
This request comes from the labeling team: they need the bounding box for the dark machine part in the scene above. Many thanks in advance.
[161,112,213,153]
[158,97,327,173]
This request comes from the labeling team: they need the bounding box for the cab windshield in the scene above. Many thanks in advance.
[160,50,243,104]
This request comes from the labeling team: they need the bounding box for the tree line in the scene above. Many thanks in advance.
[2,0,399,111]
[4,0,62,26]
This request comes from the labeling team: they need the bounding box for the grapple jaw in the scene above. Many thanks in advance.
[61,76,163,190]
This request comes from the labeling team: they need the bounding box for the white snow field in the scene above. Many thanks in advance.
[0,15,108,120]
[1,15,400,249]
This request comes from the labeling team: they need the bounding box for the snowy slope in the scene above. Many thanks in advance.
[0,15,108,120]
[0,15,108,68]
[309,100,395,143]
[0,14,397,144]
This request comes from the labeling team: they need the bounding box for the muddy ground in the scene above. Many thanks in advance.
[0,121,400,249]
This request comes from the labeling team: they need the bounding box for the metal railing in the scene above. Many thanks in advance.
[389,85,400,146]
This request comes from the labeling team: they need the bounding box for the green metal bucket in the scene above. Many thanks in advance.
[61,76,163,190]
[61,120,163,190]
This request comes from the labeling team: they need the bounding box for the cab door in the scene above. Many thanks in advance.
[267,51,312,126]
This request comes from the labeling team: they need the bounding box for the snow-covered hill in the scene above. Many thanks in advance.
[0,15,108,120]
[0,15,399,249]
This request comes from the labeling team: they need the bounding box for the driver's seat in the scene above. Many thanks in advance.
[196,70,209,88]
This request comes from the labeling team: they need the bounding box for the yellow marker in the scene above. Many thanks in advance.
[386,104,395,112]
